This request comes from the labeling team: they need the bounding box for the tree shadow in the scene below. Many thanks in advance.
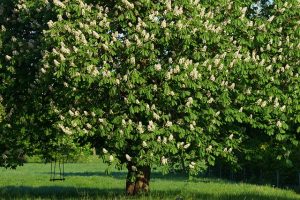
[46,171,190,182]
[61,171,126,178]
[0,186,298,200]
[0,186,124,199]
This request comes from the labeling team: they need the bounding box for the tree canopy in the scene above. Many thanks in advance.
[1,0,300,194]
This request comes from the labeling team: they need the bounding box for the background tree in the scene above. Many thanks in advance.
[1,0,300,195]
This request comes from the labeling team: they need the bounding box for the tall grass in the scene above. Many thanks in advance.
[0,157,299,200]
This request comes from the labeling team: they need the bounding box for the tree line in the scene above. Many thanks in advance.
[1,0,300,194]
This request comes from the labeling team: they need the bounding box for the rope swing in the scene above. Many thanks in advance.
[50,155,65,181]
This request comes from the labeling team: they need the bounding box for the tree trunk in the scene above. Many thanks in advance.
[126,165,151,195]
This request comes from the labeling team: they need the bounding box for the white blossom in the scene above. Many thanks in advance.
[207,97,214,104]
[151,104,156,110]
[59,125,72,135]
[103,148,108,154]
[131,166,137,171]
[54,59,60,66]
[102,43,109,50]
[162,137,167,144]
[183,143,190,149]
[257,98,262,105]
[186,97,193,107]
[276,120,282,128]
[239,107,243,112]
[142,141,147,147]
[68,110,74,116]
[261,101,267,108]
[176,20,183,29]
[206,145,212,152]
[153,112,160,120]
[266,65,272,71]
[285,64,290,70]
[169,91,175,96]
[173,6,183,16]
[73,110,79,116]
[229,83,235,90]
[165,72,171,80]
[125,154,132,161]
[2,154,8,160]
[190,68,199,80]
[130,56,135,65]
[174,65,180,74]
[274,99,279,108]
[109,155,114,162]
[193,0,200,5]
[53,0,66,8]
[92,31,100,39]
[165,121,172,127]
[267,15,275,22]
[161,20,167,28]
[59,115,65,120]
[177,142,182,148]
[12,50,19,56]
[60,45,70,55]
[161,156,168,165]
[1,25,6,32]
[47,20,54,28]
[121,0,134,9]
[86,123,92,129]
[137,122,144,133]
[73,46,78,53]
[5,55,12,61]
[280,105,286,112]
[147,120,155,131]
[59,53,66,61]
[154,63,162,71]
[157,136,161,143]
[125,39,131,47]
[189,124,195,131]
[102,70,111,77]
[166,0,172,10]
[189,164,195,169]
[153,85,157,91]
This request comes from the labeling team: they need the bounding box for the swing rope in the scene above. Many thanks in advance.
[50,156,65,181]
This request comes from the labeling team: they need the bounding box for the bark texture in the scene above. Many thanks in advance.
[126,165,151,195]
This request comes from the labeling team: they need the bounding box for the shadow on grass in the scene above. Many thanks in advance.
[0,186,298,200]
[47,171,190,182]
[0,186,124,199]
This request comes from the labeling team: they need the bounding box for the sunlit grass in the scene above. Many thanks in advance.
[0,158,299,200]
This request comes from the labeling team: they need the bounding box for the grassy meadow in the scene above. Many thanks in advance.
[0,157,299,200]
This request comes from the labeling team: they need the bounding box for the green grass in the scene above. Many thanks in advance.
[0,158,299,200]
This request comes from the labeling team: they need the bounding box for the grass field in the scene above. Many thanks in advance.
[0,158,300,200]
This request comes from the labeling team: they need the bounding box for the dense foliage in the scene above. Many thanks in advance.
[1,0,300,192]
